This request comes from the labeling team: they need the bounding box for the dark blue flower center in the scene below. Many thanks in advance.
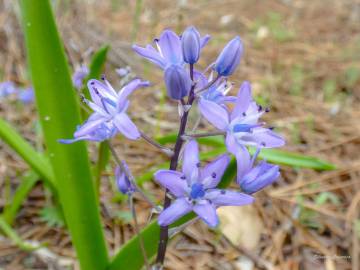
[190,183,205,199]
[233,124,254,133]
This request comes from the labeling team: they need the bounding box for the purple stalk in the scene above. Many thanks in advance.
[155,65,197,266]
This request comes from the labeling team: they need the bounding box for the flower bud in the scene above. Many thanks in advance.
[238,161,279,194]
[164,64,192,100]
[181,26,201,64]
[115,163,135,194]
[214,36,243,76]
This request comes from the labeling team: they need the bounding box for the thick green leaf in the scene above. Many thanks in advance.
[0,118,54,186]
[157,134,336,171]
[19,1,108,269]
[107,219,160,270]
[2,171,39,225]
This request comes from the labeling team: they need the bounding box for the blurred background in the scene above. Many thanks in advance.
[0,0,359,269]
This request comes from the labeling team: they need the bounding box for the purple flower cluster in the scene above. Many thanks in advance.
[133,26,285,227]
[61,26,285,230]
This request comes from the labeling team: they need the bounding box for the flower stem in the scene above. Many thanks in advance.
[140,131,174,157]
[155,66,197,266]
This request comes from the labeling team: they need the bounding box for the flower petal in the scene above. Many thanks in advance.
[205,189,254,206]
[235,146,252,181]
[231,81,252,120]
[242,128,285,148]
[200,154,230,189]
[182,140,200,182]
[158,198,193,226]
[193,200,218,227]
[74,116,106,137]
[157,30,182,65]
[87,79,117,106]
[225,132,242,155]
[117,79,150,110]
[241,162,280,194]
[200,34,211,48]
[154,170,188,197]
[132,44,166,69]
[113,113,140,140]
[198,99,229,130]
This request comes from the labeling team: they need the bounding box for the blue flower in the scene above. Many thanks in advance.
[214,36,243,76]
[0,81,17,98]
[133,28,210,70]
[195,72,236,105]
[60,77,149,143]
[154,140,254,227]
[72,65,89,89]
[17,87,34,104]
[116,161,136,195]
[198,81,285,156]
[235,147,280,194]
[181,26,209,64]
[164,64,192,100]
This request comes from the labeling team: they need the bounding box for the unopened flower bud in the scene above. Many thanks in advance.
[181,26,201,64]
[214,36,243,76]
[238,161,279,194]
[115,163,135,195]
[164,64,192,100]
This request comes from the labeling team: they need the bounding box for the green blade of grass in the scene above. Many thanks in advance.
[0,118,54,186]
[19,1,108,269]
[2,171,39,225]
[0,216,39,251]
[252,148,336,171]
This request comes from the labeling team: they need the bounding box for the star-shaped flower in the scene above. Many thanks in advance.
[199,81,285,156]
[154,140,254,227]
[60,77,149,143]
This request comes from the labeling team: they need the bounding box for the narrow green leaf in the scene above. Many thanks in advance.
[2,171,39,225]
[253,148,337,171]
[0,118,54,186]
[0,216,39,251]
[19,1,108,269]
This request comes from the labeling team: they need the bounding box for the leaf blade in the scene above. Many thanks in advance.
[19,1,108,269]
